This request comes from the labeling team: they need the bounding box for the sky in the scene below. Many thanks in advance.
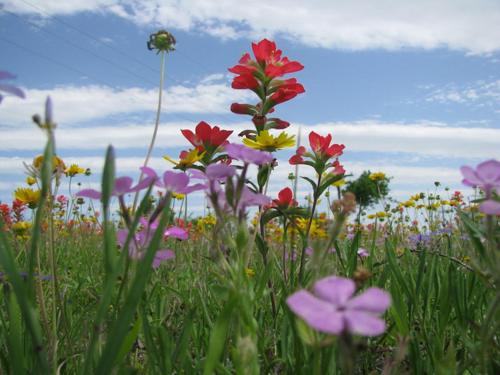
[0,0,499,214]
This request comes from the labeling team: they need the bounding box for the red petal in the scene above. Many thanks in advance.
[181,129,197,147]
[196,121,212,143]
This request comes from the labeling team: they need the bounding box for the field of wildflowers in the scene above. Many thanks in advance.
[0,34,499,374]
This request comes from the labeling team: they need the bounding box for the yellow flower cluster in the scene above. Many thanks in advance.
[368,172,386,181]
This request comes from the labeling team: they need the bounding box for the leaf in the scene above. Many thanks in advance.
[203,297,237,375]
[300,176,317,191]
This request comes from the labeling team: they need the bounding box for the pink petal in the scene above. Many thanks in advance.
[313,276,355,307]
[152,250,175,268]
[480,200,500,215]
[163,171,189,192]
[344,310,387,336]
[287,290,344,335]
[164,226,188,240]
[476,159,500,183]
[76,189,102,200]
[113,177,133,195]
[116,229,129,246]
[345,287,391,313]
[459,166,482,187]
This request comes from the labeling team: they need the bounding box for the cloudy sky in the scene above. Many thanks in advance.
[1,0,499,212]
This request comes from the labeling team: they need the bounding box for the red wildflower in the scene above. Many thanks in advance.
[289,146,306,165]
[0,203,12,226]
[231,74,259,90]
[181,121,233,151]
[269,83,305,105]
[331,160,345,175]
[272,187,297,208]
[230,103,256,115]
[309,131,345,158]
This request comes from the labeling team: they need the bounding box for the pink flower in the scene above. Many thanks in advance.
[460,159,500,196]
[357,248,369,258]
[480,200,500,215]
[77,176,154,200]
[287,276,391,336]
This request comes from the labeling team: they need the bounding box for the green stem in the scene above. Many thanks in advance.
[298,173,322,285]
[132,50,166,212]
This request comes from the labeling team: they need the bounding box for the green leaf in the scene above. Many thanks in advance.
[203,297,237,375]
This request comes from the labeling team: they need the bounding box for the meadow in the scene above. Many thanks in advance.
[0,34,499,374]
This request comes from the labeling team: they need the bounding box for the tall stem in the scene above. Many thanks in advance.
[132,50,166,211]
[298,173,322,285]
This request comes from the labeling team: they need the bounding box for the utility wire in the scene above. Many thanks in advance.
[11,0,238,124]
[0,35,201,126]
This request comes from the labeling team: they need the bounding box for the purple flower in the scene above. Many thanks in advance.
[305,246,313,256]
[480,200,500,215]
[141,167,206,194]
[205,163,236,180]
[77,175,154,200]
[460,159,500,196]
[408,233,432,249]
[116,224,187,269]
[287,276,391,336]
[357,247,369,258]
[225,143,273,165]
[0,71,25,104]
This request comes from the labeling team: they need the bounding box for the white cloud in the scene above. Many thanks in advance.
[0,82,251,126]
[4,0,500,54]
[426,79,500,106]
[1,121,500,160]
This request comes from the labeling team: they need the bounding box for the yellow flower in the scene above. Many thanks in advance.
[14,188,41,209]
[410,193,425,201]
[367,214,376,219]
[65,164,86,177]
[245,268,256,277]
[26,176,37,186]
[369,172,386,181]
[12,221,32,240]
[243,130,295,151]
[164,149,205,169]
[33,155,65,172]
[332,178,346,187]
[172,192,185,200]
[401,200,415,208]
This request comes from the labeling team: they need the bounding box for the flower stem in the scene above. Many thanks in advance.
[132,50,166,212]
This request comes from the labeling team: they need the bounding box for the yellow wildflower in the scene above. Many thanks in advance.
[367,214,376,219]
[332,178,346,187]
[369,172,386,181]
[14,188,41,209]
[172,192,185,200]
[245,268,256,277]
[12,221,32,240]
[65,164,86,177]
[33,155,65,171]
[401,200,415,208]
[26,176,37,186]
[164,149,205,169]
[375,211,388,219]
[243,130,295,151]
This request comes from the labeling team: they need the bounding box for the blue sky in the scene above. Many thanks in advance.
[1,0,499,213]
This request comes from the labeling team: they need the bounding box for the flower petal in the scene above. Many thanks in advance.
[164,226,188,240]
[287,290,344,335]
[152,250,175,268]
[113,177,134,195]
[344,310,386,336]
[76,189,102,200]
[480,200,500,215]
[345,287,391,313]
[313,276,355,306]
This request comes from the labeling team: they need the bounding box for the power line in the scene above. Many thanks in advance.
[9,0,238,124]
[0,35,202,126]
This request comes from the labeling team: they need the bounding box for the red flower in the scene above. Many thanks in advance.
[309,131,344,158]
[231,74,259,90]
[231,103,256,115]
[0,203,11,226]
[181,121,233,151]
[289,146,306,165]
[251,39,304,78]
[269,82,305,105]
[331,160,345,175]
[272,187,297,208]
